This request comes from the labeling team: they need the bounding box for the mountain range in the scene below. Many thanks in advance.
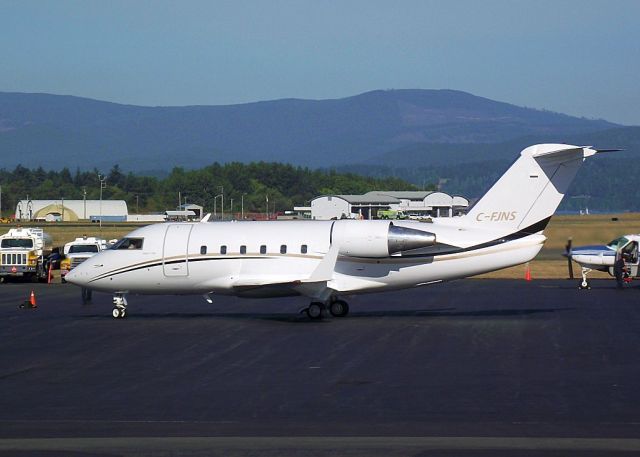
[0,89,626,172]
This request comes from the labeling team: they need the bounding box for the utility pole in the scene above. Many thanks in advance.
[265,195,269,220]
[241,193,245,220]
[135,194,139,214]
[0,184,2,219]
[98,173,106,229]
[230,198,233,219]
[61,196,64,222]
[219,186,224,221]
[214,194,223,220]
[82,187,87,220]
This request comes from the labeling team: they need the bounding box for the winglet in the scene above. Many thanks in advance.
[200,213,212,223]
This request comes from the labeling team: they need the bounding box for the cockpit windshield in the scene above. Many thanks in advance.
[69,244,99,253]
[111,238,144,250]
[1,239,33,249]
[607,236,629,250]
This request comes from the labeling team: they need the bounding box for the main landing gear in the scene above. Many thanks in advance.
[112,293,128,319]
[304,299,350,320]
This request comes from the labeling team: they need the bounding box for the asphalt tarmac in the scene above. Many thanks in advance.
[1,279,640,456]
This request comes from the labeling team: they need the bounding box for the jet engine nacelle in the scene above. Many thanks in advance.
[332,220,436,258]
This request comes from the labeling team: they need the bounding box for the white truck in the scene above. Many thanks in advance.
[0,227,50,282]
[60,236,110,282]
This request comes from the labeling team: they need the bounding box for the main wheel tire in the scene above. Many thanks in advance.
[306,303,323,319]
[112,308,121,319]
[329,299,349,317]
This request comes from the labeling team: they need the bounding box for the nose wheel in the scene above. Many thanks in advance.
[112,294,128,319]
[578,267,592,290]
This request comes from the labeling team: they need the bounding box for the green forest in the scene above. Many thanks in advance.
[0,163,419,217]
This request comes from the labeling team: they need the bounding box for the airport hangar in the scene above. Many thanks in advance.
[15,199,129,222]
[14,200,203,223]
[308,191,469,220]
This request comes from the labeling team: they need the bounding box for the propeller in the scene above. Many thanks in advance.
[564,237,574,279]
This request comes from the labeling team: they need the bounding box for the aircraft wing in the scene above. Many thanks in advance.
[231,245,340,299]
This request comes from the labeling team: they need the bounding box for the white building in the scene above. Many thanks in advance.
[15,200,128,222]
[310,191,469,220]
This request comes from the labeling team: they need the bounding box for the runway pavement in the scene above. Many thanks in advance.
[1,278,639,456]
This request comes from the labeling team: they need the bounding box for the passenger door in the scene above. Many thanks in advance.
[163,224,192,277]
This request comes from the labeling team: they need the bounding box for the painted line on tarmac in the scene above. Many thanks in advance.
[1,436,640,452]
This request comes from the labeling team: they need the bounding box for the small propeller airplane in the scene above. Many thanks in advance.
[66,144,611,319]
[564,234,640,289]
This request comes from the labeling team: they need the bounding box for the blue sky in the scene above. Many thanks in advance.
[1,0,639,124]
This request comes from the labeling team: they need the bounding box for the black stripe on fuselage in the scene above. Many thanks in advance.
[400,216,552,258]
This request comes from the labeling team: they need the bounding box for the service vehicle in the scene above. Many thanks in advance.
[377,209,408,220]
[0,227,50,282]
[60,236,110,282]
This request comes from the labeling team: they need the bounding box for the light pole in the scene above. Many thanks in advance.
[241,193,246,220]
[82,187,87,219]
[214,194,223,220]
[98,173,107,229]
[0,184,2,219]
[218,186,224,221]
[230,198,233,218]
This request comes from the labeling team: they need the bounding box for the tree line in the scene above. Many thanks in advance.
[0,163,420,217]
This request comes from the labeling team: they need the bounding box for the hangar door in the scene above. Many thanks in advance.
[163,224,193,276]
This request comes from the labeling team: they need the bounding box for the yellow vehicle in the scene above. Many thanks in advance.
[376,209,408,220]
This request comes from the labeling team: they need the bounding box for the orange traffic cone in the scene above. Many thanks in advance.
[29,290,37,308]
[524,263,532,281]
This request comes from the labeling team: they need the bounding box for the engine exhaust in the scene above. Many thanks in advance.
[388,224,436,254]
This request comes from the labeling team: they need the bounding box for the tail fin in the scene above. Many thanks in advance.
[464,144,597,235]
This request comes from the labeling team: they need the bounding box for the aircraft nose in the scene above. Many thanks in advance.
[64,268,81,285]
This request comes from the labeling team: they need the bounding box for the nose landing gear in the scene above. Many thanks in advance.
[112,294,128,319]
[578,267,592,290]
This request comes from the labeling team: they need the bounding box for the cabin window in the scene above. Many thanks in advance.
[280,245,287,254]
[200,246,207,255]
[220,245,227,255]
[260,245,267,254]
[240,245,247,254]
[301,244,308,254]
[112,238,144,250]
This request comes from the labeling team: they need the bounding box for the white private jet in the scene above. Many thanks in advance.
[66,144,607,319]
